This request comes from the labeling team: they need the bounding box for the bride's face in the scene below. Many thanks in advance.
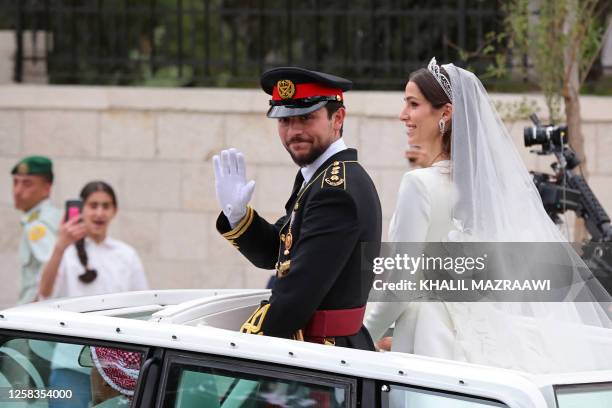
[399,81,444,155]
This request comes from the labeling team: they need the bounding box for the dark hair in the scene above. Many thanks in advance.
[324,101,345,136]
[42,173,54,184]
[75,181,118,284]
[408,67,452,157]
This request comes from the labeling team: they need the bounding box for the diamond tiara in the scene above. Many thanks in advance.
[427,57,453,102]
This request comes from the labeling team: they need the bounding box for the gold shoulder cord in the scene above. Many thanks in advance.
[240,303,270,335]
[278,161,356,257]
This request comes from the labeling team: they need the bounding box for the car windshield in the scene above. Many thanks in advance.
[555,382,612,408]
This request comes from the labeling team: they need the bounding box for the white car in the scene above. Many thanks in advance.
[0,289,610,407]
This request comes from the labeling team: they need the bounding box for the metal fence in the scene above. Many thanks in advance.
[0,0,554,89]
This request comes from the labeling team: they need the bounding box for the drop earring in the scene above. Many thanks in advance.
[438,118,445,134]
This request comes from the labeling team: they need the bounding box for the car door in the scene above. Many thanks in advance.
[376,381,510,407]
[0,329,150,408]
[157,350,358,408]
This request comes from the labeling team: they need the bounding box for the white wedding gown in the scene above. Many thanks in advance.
[364,161,612,373]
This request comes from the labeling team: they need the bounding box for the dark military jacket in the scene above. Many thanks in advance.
[217,148,382,344]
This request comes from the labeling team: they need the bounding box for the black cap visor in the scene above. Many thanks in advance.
[267,100,329,118]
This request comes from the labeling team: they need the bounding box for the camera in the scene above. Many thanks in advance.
[523,113,612,294]
[523,114,568,150]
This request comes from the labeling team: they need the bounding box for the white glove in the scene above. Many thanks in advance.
[213,148,256,226]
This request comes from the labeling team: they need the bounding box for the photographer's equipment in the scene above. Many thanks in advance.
[524,114,612,294]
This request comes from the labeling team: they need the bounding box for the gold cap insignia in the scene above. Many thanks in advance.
[17,162,29,175]
[277,79,296,99]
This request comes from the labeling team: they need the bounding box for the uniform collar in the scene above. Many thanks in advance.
[21,198,51,225]
[300,138,347,184]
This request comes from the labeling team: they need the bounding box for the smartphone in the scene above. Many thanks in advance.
[64,199,83,222]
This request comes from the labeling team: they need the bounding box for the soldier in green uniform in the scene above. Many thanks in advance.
[11,156,61,304]
[213,67,382,350]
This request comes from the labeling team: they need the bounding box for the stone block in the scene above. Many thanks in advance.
[358,118,406,168]
[0,157,19,206]
[588,175,612,216]
[180,161,227,211]
[114,210,160,258]
[123,162,181,209]
[251,165,296,214]
[371,168,406,221]
[243,264,274,289]
[200,263,246,290]
[582,122,599,173]
[225,114,291,165]
[100,111,155,159]
[348,91,401,117]
[0,31,14,84]
[144,259,204,289]
[0,110,21,155]
[0,252,20,308]
[107,87,267,114]
[342,116,361,150]
[53,159,125,204]
[596,123,612,174]
[207,228,259,268]
[23,111,98,157]
[159,211,209,261]
[157,112,224,160]
[0,85,108,110]
[0,206,22,251]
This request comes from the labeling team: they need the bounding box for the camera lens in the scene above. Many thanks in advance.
[523,126,538,147]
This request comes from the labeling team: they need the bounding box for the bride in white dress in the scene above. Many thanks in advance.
[365,58,612,373]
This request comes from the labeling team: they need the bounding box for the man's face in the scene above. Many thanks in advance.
[12,174,51,212]
[278,106,345,167]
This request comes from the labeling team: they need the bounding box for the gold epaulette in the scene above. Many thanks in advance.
[321,160,348,189]
[222,206,254,248]
[26,210,40,223]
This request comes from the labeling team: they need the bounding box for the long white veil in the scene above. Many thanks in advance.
[442,62,612,372]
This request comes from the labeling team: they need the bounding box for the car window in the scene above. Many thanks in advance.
[381,383,508,407]
[0,334,146,408]
[556,382,612,408]
[161,354,352,408]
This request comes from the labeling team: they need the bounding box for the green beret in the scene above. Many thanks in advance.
[11,156,54,180]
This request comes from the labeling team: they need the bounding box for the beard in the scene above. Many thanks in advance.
[285,139,329,167]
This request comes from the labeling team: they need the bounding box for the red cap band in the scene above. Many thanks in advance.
[272,82,343,101]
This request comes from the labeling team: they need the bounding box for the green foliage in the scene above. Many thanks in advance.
[499,0,606,123]
[493,97,540,122]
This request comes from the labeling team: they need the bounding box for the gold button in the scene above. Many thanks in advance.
[333,161,340,166]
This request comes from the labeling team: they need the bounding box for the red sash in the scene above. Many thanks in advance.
[303,306,366,343]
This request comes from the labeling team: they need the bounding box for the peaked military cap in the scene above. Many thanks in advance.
[11,156,54,181]
[261,67,353,118]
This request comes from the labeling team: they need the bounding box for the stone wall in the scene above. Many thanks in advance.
[1,85,611,308]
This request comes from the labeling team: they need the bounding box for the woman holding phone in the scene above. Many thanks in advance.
[38,181,148,408]
[38,180,148,299]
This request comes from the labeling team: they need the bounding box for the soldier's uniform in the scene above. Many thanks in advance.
[12,157,61,304]
[217,68,382,349]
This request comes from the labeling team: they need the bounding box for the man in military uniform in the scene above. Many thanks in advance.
[213,67,382,349]
[11,156,61,303]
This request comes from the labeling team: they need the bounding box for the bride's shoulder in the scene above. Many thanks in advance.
[403,166,443,184]
[398,169,430,197]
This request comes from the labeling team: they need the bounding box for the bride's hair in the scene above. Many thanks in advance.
[409,68,452,156]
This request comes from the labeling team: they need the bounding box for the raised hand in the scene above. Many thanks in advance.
[213,148,256,225]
